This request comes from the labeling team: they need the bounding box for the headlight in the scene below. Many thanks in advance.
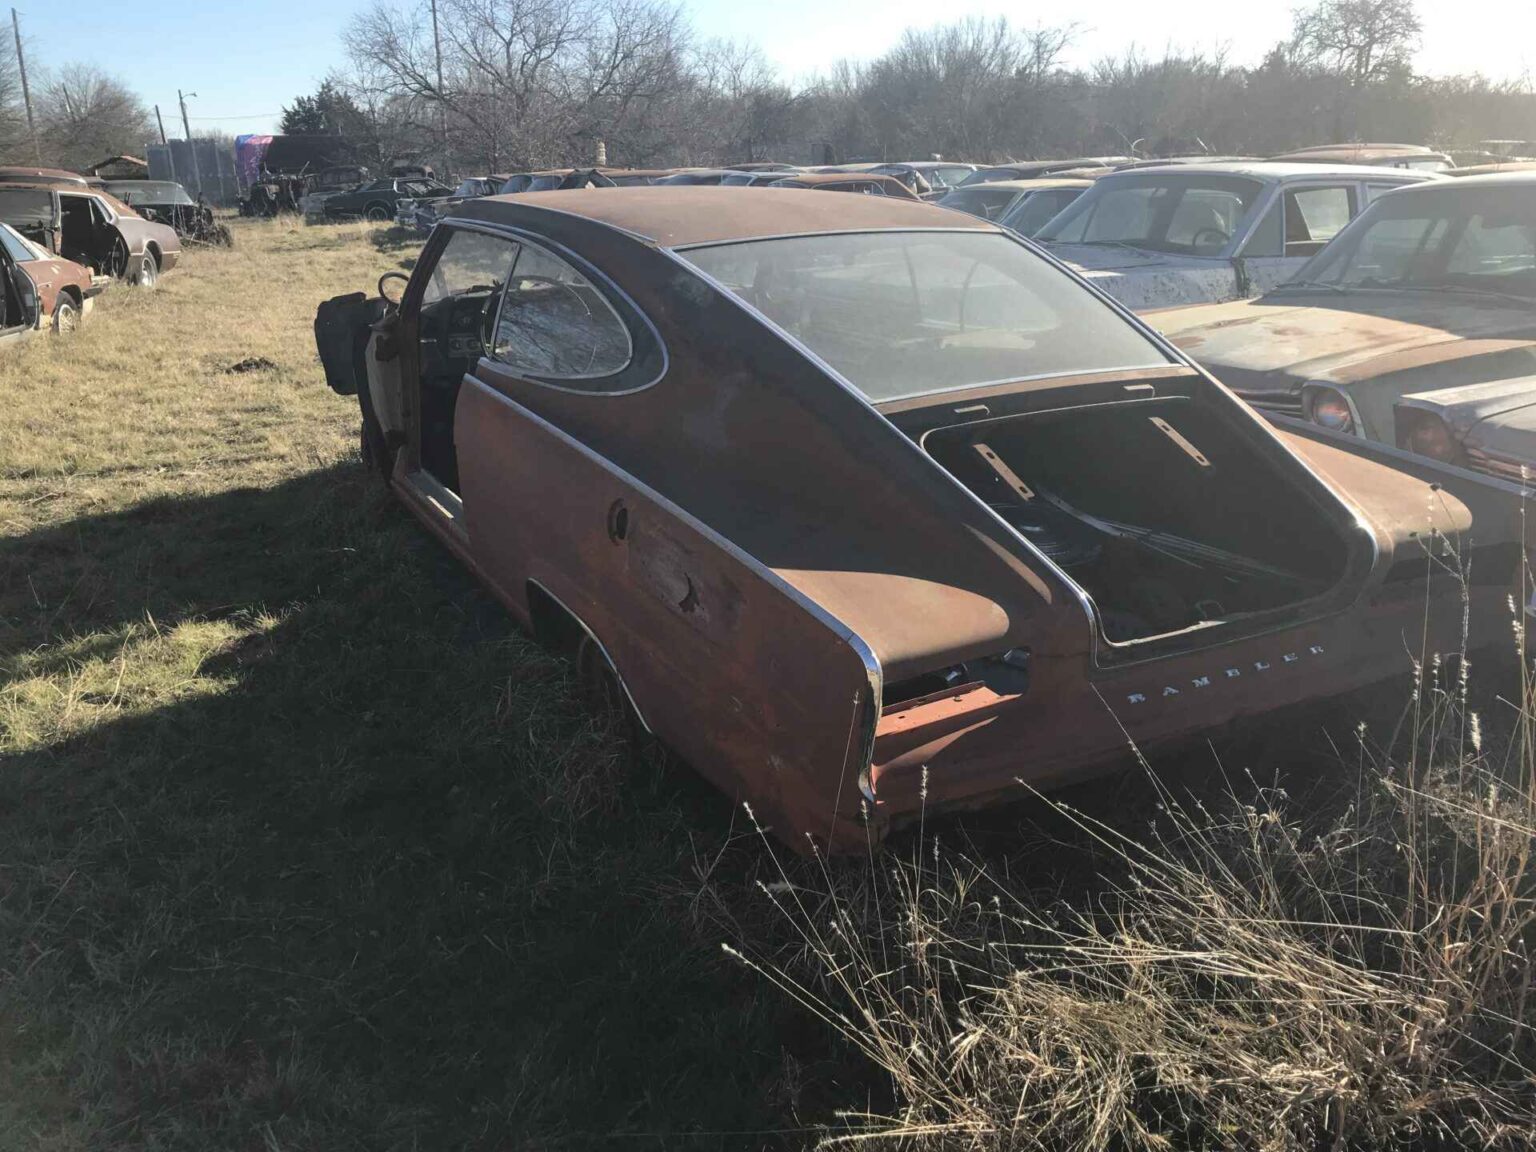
[1394,404,1466,465]
[1304,384,1355,433]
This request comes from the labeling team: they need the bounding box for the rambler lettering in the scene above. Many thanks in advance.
[1125,646,1326,705]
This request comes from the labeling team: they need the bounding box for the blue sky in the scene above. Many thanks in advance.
[22,0,1536,136]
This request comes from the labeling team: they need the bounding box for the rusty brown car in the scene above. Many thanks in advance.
[313,187,1519,852]
[769,172,921,199]
[0,182,179,288]
[0,220,96,338]
[1153,174,1536,451]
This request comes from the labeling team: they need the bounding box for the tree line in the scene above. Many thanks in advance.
[307,0,1536,174]
[0,0,1532,177]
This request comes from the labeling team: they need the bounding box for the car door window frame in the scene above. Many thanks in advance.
[1279,182,1358,257]
[410,220,666,401]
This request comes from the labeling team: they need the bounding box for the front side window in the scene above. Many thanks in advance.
[492,243,632,382]
[1037,175,1264,256]
[681,230,1171,403]
[1282,185,1355,255]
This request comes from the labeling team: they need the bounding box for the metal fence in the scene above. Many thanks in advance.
[146,139,243,206]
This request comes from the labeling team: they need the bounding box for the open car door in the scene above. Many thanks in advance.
[456,380,881,853]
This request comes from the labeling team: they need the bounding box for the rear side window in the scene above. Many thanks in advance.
[1283,186,1355,255]
[492,242,632,383]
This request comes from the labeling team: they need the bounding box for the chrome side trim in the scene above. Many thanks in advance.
[468,378,884,783]
[526,576,654,736]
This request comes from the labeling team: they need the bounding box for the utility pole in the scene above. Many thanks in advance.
[155,104,177,183]
[178,89,202,199]
[11,9,38,163]
[430,0,448,171]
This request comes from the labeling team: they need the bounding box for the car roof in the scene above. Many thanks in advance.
[1093,161,1433,182]
[947,177,1093,193]
[1446,161,1536,178]
[459,185,996,247]
[1383,169,1536,192]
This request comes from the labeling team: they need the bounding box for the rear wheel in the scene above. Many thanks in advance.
[132,252,158,289]
[51,296,79,333]
[365,204,391,222]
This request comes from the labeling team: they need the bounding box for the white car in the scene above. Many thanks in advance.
[1034,162,1437,310]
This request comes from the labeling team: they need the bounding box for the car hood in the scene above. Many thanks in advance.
[1155,290,1536,395]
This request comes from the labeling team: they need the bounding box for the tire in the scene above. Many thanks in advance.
[51,295,79,334]
[209,224,234,247]
[131,251,158,289]
[365,204,391,222]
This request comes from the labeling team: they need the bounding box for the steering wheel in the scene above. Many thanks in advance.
[379,270,409,303]
[1190,227,1229,251]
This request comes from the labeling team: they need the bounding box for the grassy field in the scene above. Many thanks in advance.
[4,217,1531,1152]
[0,218,849,1150]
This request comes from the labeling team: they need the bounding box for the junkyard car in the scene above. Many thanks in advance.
[868,162,978,197]
[769,172,920,198]
[102,180,232,246]
[0,183,179,288]
[313,187,1519,851]
[959,158,1132,186]
[321,177,452,221]
[1035,162,1433,310]
[937,177,1093,229]
[1269,143,1455,172]
[0,220,96,338]
[1154,172,1536,472]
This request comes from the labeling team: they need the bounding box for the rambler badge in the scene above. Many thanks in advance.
[1125,645,1326,705]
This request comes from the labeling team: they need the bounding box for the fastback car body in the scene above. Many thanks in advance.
[0,183,178,288]
[0,220,95,338]
[1154,173,1536,475]
[314,188,1520,851]
[1036,162,1432,310]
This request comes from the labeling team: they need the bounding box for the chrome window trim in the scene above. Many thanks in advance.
[434,216,669,396]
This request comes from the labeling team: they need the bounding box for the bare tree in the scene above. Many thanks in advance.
[1291,0,1421,84]
[36,64,154,171]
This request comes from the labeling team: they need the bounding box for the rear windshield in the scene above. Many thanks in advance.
[0,188,52,227]
[1036,174,1265,255]
[681,230,1171,403]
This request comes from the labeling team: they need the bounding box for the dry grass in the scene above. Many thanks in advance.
[0,217,811,1150]
[730,625,1536,1150]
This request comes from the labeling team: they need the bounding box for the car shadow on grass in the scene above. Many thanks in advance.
[0,464,836,1151]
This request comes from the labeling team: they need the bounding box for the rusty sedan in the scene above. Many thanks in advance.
[0,220,96,338]
[0,183,178,288]
[1153,173,1536,459]
[313,187,1518,852]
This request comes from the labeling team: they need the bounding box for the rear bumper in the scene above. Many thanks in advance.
[867,578,1507,830]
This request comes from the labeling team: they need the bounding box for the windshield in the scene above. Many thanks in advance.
[1036,174,1264,255]
[0,187,52,227]
[104,181,193,206]
[1294,186,1536,297]
[0,222,44,261]
[681,230,1171,403]
[1000,188,1085,237]
[937,186,1021,220]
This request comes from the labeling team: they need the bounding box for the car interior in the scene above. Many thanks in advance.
[0,248,34,333]
[59,194,112,275]
[922,394,1354,647]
